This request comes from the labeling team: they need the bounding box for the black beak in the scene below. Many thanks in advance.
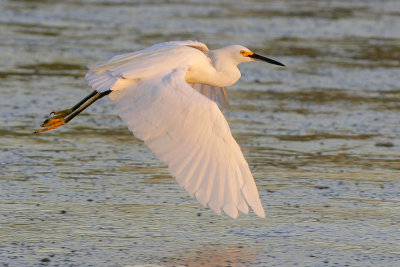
[249,53,285,67]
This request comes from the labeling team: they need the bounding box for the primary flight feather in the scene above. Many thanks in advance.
[35,40,284,218]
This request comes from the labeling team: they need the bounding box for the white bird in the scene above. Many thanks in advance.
[35,40,284,218]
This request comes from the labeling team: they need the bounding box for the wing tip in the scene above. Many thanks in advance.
[223,204,239,219]
[255,207,266,218]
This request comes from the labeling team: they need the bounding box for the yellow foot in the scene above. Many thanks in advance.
[41,117,65,127]
[35,119,66,133]
[38,108,73,129]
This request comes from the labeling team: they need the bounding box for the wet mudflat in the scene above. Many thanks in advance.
[0,0,399,266]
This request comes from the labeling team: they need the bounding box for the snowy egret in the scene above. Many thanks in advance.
[35,41,284,218]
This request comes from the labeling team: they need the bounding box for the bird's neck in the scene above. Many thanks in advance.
[186,64,240,88]
[185,51,241,87]
[213,65,241,87]
[209,51,241,87]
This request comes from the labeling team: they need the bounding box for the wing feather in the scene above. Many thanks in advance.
[174,144,203,186]
[195,157,217,206]
[85,40,209,93]
[190,84,230,109]
[109,67,265,218]
[178,146,206,189]
[169,142,201,178]
[223,161,238,218]
[207,163,225,214]
[184,147,211,197]
[238,191,249,214]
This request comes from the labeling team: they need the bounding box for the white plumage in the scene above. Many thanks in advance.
[83,40,284,218]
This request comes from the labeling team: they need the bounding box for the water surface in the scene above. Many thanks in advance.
[1,0,399,266]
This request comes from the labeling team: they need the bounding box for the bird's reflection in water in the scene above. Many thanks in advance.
[163,243,259,267]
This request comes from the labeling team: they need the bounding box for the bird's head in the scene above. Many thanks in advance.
[224,45,285,67]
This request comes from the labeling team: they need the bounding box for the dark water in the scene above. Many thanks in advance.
[1,0,399,266]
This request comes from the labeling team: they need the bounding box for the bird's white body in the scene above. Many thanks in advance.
[84,41,273,218]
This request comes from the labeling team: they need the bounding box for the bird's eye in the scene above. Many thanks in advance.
[240,50,245,55]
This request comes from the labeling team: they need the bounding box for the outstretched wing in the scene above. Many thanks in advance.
[85,40,209,93]
[109,67,265,218]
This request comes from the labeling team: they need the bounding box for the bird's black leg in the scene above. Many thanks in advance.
[48,90,98,118]
[35,90,111,133]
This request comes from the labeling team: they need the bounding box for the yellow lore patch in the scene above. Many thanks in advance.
[240,50,254,57]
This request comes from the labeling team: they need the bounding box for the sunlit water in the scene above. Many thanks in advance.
[1,0,399,266]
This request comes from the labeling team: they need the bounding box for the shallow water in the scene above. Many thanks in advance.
[1,0,400,266]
